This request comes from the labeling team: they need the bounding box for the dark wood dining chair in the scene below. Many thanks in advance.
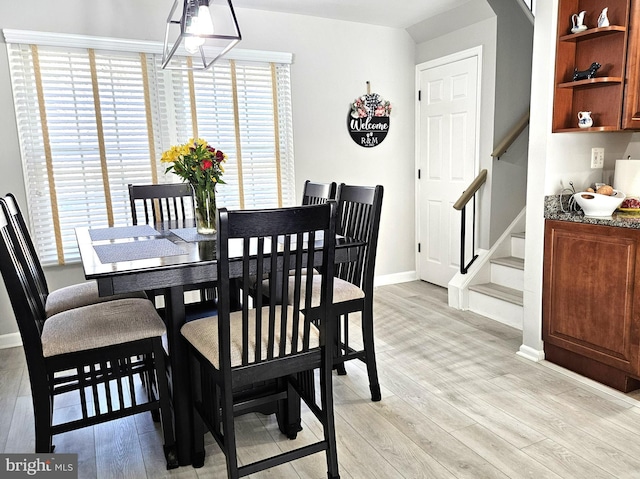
[2,193,146,317]
[0,199,178,469]
[181,203,341,478]
[332,183,384,400]
[128,183,194,226]
[284,184,384,401]
[301,180,337,205]
[128,183,217,306]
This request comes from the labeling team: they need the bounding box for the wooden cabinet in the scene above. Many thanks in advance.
[543,220,640,391]
[552,0,640,131]
[622,3,640,128]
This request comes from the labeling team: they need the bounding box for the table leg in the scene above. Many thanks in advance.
[164,286,193,467]
[276,378,302,439]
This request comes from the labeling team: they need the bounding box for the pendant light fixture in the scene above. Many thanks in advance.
[162,0,241,70]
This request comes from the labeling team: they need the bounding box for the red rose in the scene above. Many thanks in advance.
[215,150,224,162]
[201,159,213,170]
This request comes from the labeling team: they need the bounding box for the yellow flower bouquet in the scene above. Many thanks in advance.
[161,138,227,234]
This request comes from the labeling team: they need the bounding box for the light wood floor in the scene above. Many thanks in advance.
[4,280,640,478]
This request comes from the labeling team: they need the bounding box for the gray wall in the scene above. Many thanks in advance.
[486,0,533,245]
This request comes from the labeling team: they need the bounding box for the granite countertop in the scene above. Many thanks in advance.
[544,195,640,229]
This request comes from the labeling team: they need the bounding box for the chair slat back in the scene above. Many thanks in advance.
[128,183,194,225]
[335,184,384,291]
[2,194,48,317]
[217,203,337,373]
[0,199,47,352]
[301,180,337,205]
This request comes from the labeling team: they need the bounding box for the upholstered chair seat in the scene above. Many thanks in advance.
[3,193,146,318]
[45,281,147,318]
[182,306,320,369]
[282,275,366,307]
[42,298,166,357]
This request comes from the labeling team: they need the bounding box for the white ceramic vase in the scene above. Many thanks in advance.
[598,7,610,27]
[578,111,593,128]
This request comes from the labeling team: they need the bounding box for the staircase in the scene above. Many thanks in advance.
[467,232,525,330]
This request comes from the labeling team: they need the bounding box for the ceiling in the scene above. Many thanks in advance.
[231,0,474,29]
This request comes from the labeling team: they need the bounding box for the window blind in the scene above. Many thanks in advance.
[6,34,295,265]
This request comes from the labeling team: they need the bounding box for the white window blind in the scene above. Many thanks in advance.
[6,33,295,265]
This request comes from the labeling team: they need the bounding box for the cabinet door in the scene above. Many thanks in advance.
[622,0,640,129]
[543,221,640,374]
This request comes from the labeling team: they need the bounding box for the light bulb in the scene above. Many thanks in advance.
[196,5,215,35]
[185,15,205,54]
[185,37,204,54]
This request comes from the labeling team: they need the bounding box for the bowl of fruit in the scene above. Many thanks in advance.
[619,196,640,211]
[573,185,626,217]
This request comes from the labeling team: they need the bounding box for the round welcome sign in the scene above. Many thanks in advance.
[347,92,391,148]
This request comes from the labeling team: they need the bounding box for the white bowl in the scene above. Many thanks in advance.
[573,190,626,217]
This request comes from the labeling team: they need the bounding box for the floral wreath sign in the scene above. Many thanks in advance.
[347,89,391,148]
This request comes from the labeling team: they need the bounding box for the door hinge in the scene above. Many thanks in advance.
[418,169,421,179]
[418,243,421,253]
[418,90,421,101]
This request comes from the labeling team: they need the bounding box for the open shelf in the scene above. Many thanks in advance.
[558,77,623,88]
[553,125,622,132]
[552,0,633,132]
[559,25,626,42]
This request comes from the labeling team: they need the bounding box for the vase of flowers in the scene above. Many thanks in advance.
[161,138,226,234]
[192,185,217,234]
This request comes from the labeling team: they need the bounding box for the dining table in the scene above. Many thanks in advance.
[75,219,361,467]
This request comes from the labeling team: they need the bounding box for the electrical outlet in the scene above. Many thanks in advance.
[591,147,604,169]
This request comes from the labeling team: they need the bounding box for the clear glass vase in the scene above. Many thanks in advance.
[192,185,217,234]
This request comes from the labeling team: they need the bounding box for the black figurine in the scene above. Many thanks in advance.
[573,62,601,81]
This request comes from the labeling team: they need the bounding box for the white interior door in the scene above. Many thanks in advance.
[417,51,479,287]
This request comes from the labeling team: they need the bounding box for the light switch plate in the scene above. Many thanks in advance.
[591,147,604,169]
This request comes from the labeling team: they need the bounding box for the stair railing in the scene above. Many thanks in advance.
[491,111,529,159]
[453,169,487,274]
[519,0,535,19]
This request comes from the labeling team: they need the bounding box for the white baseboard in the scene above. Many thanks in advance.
[517,344,544,362]
[374,271,417,287]
[0,332,22,349]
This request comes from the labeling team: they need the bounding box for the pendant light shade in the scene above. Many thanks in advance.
[162,0,241,70]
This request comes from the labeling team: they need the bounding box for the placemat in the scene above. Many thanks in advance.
[170,227,216,243]
[93,239,186,263]
[89,225,160,241]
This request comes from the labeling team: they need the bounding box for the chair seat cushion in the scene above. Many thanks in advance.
[249,268,318,290]
[41,298,166,357]
[275,276,365,307]
[45,280,147,318]
[181,306,320,369]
